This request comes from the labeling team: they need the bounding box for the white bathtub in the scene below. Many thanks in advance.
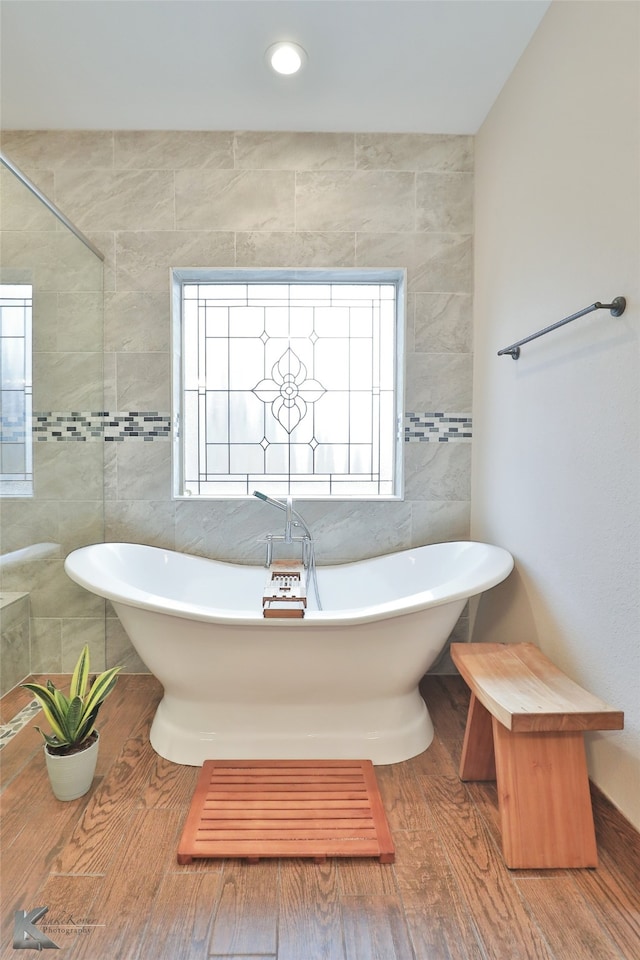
[64,541,513,766]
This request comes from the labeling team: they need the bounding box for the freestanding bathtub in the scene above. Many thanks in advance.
[64,541,513,766]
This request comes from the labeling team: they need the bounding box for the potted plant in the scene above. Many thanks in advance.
[21,644,121,801]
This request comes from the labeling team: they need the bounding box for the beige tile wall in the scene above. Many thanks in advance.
[1,130,473,672]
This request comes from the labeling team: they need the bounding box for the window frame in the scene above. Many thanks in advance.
[0,282,33,498]
[171,267,406,501]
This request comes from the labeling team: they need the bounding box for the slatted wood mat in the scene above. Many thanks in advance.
[177,759,395,864]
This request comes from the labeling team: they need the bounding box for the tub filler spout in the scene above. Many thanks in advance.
[253,490,322,610]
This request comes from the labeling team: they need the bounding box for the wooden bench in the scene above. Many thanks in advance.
[450,642,624,869]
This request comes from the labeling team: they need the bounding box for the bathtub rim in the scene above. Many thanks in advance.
[64,540,514,628]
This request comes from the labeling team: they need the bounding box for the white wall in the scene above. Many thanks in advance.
[472,0,640,828]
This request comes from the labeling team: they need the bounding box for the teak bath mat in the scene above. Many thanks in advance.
[177,759,395,864]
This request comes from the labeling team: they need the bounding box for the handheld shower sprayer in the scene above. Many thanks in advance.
[253,490,285,511]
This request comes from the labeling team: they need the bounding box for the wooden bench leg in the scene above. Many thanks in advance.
[491,718,598,869]
[459,693,497,781]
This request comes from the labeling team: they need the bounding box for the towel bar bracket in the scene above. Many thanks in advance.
[607,296,627,318]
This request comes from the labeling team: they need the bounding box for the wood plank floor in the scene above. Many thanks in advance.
[1,674,638,960]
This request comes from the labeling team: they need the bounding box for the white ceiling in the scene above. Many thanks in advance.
[0,0,551,134]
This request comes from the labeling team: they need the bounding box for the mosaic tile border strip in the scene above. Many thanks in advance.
[29,412,172,441]
[33,412,104,440]
[103,413,171,442]
[404,413,472,442]
[0,698,41,751]
[2,411,471,443]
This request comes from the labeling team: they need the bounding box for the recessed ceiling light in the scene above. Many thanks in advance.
[266,41,307,76]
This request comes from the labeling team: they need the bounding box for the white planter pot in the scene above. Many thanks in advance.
[44,733,99,801]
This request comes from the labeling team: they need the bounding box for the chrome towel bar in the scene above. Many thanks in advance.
[498,296,626,359]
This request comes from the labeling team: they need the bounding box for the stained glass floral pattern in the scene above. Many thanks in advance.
[253,348,326,434]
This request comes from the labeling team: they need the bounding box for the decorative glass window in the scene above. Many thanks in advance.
[172,269,405,499]
[0,284,33,497]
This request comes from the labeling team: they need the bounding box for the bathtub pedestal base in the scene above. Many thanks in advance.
[149,692,435,767]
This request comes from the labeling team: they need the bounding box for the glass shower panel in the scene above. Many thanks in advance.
[0,156,105,695]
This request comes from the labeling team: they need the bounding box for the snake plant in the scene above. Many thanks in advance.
[22,645,121,754]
